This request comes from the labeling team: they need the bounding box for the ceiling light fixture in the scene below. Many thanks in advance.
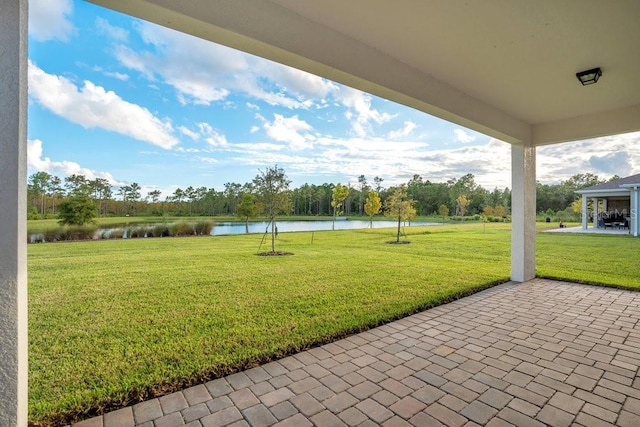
[576,67,602,86]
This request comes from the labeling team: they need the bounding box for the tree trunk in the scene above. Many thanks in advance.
[396,214,401,242]
[271,218,276,252]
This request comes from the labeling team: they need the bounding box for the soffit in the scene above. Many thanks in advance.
[91,0,640,145]
[270,0,639,125]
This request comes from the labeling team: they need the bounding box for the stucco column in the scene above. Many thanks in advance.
[0,0,28,425]
[593,198,599,228]
[511,144,536,282]
[582,195,588,230]
[631,188,639,237]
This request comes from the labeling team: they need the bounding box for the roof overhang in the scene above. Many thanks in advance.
[88,0,640,147]
[576,188,633,197]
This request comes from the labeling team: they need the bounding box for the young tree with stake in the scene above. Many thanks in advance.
[253,165,291,253]
[384,185,417,243]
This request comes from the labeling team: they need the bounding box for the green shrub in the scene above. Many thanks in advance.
[27,206,42,220]
[108,229,125,239]
[43,227,66,242]
[171,221,194,237]
[66,225,98,241]
[194,221,214,236]
[128,226,151,238]
[152,224,170,237]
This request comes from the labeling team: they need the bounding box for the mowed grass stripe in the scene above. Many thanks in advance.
[27,223,640,425]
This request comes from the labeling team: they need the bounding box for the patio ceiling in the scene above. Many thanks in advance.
[90,0,640,146]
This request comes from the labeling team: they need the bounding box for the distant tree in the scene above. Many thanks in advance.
[65,174,90,196]
[184,186,198,215]
[358,175,369,215]
[438,204,449,223]
[223,182,242,215]
[167,188,184,214]
[493,205,506,218]
[237,193,262,233]
[89,178,111,215]
[121,182,141,215]
[364,190,382,228]
[57,194,98,226]
[384,185,417,243]
[564,173,603,190]
[331,183,349,230]
[373,176,384,192]
[483,206,495,216]
[572,197,585,215]
[28,171,52,215]
[253,165,292,253]
[195,186,208,214]
[48,175,63,214]
[148,189,161,203]
[456,194,469,217]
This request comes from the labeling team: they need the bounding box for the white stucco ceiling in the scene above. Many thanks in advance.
[91,0,640,146]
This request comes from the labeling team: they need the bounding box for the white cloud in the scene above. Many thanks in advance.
[389,121,418,139]
[256,63,339,100]
[537,131,640,183]
[453,129,476,143]
[95,17,129,42]
[29,0,76,42]
[92,66,130,81]
[112,21,337,109]
[336,87,395,137]
[28,61,179,149]
[27,139,120,184]
[198,123,228,147]
[264,114,314,150]
[198,157,218,164]
[589,151,632,176]
[178,126,200,141]
[104,71,129,81]
[114,38,233,105]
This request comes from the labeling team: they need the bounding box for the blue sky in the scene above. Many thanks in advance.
[27,0,640,198]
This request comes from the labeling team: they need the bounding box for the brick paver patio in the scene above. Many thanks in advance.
[73,279,640,426]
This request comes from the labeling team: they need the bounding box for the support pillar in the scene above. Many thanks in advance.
[593,198,599,229]
[582,195,588,230]
[631,188,639,237]
[511,144,536,282]
[0,0,28,425]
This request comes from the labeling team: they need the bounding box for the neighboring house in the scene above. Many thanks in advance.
[576,173,640,236]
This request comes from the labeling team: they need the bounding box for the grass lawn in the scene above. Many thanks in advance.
[27,222,640,425]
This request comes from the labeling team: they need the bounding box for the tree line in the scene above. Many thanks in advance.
[27,170,614,222]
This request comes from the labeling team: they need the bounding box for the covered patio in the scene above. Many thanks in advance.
[2,1,640,425]
[576,174,640,237]
[544,226,629,236]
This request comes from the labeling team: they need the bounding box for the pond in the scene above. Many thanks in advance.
[213,219,441,235]
[28,219,443,242]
